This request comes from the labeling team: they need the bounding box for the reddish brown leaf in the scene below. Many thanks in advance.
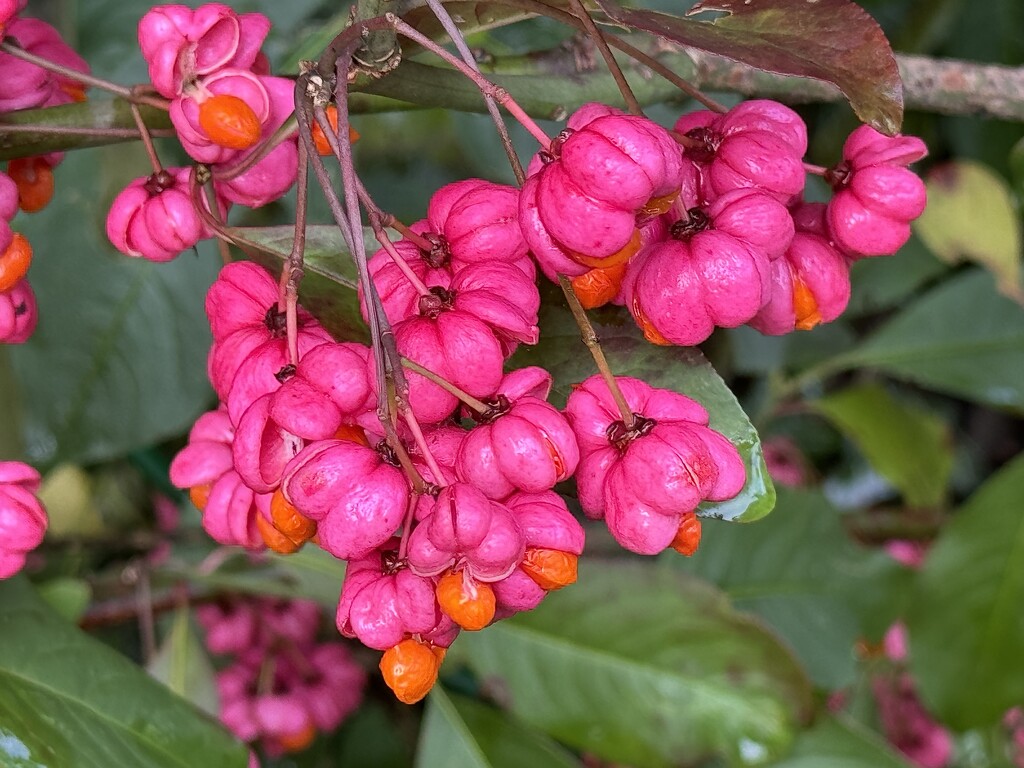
[594,0,903,135]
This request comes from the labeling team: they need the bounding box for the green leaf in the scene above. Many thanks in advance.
[830,269,1024,413]
[913,161,1024,304]
[770,714,914,768]
[35,577,92,623]
[147,607,220,717]
[0,347,25,460]
[906,453,1024,729]
[845,236,947,318]
[813,384,953,508]
[512,301,775,522]
[673,487,908,689]
[594,0,903,134]
[416,688,581,768]
[225,224,368,343]
[7,146,220,465]
[0,576,247,768]
[458,559,812,767]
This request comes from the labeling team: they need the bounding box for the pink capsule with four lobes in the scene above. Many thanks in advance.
[0,1,26,31]
[565,375,745,555]
[455,392,579,500]
[0,461,47,579]
[106,167,228,263]
[677,100,808,204]
[623,188,793,347]
[426,179,529,264]
[138,4,271,97]
[269,342,374,441]
[407,483,527,583]
[336,540,451,651]
[522,103,685,263]
[0,279,38,344]
[0,18,90,112]
[281,439,409,560]
[231,394,304,494]
[827,125,928,257]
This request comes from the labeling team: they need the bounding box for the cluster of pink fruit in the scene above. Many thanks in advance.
[524,100,927,344]
[170,236,744,700]
[0,2,91,343]
[197,596,364,756]
[106,3,305,262]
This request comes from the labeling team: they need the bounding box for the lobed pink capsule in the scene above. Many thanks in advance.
[281,439,409,560]
[565,375,744,555]
[138,3,271,98]
[407,483,526,582]
[826,125,928,258]
[427,179,528,264]
[455,396,579,499]
[0,279,38,344]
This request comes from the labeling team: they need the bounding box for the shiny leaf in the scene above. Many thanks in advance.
[831,270,1024,412]
[459,559,812,767]
[770,714,914,767]
[906,454,1024,729]
[674,487,908,689]
[0,576,247,768]
[147,607,220,717]
[595,0,902,133]
[813,384,953,508]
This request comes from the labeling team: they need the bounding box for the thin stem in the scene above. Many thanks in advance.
[671,130,702,150]
[557,274,635,427]
[566,0,642,116]
[402,409,447,486]
[400,357,489,414]
[0,123,174,138]
[485,0,727,113]
[130,103,163,174]
[397,493,418,562]
[388,15,552,149]
[803,161,828,176]
[372,218,432,297]
[283,142,310,366]
[386,216,435,252]
[0,42,169,110]
[422,0,525,183]
[211,114,298,181]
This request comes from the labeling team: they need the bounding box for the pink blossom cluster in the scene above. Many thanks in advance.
[0,461,48,579]
[107,4,300,263]
[521,101,927,345]
[197,596,364,756]
[0,5,93,344]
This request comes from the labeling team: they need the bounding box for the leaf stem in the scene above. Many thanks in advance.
[566,0,643,116]
[400,357,490,415]
[557,274,635,427]
[0,42,169,110]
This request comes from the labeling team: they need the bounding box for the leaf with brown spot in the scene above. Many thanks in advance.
[594,0,903,134]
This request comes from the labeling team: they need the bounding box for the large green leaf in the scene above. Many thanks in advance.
[914,161,1024,304]
[225,224,368,343]
[813,384,953,509]
[594,0,903,134]
[769,714,914,768]
[0,576,247,768]
[829,270,1024,413]
[458,560,812,767]
[906,453,1024,729]
[512,300,775,522]
[416,688,581,768]
[673,487,909,689]
[7,146,220,465]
